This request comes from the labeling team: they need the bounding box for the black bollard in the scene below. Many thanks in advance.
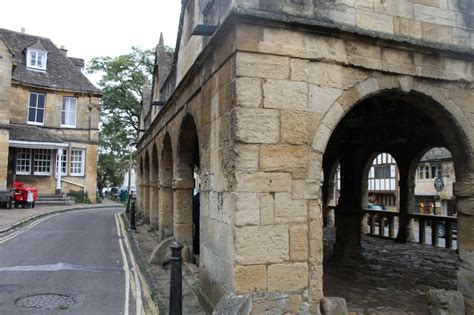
[130,197,136,230]
[169,241,184,315]
[125,194,131,214]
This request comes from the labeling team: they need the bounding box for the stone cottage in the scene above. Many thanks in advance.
[0,28,101,202]
[137,0,474,312]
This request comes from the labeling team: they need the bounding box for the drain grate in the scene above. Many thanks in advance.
[16,293,74,310]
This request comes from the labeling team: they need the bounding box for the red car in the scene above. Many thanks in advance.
[12,182,38,208]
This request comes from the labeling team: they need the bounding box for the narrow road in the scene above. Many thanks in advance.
[0,207,142,314]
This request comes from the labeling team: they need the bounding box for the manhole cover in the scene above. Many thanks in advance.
[16,293,74,310]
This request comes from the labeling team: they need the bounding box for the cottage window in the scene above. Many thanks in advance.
[61,97,77,127]
[56,150,68,175]
[33,149,52,176]
[70,149,85,176]
[16,148,31,175]
[27,92,46,125]
[27,49,47,70]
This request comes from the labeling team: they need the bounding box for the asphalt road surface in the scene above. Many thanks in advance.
[0,207,142,314]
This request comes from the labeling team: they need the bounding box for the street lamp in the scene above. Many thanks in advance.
[126,137,137,215]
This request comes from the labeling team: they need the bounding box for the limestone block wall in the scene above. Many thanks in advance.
[235,0,474,50]
[229,21,474,312]
[140,9,474,311]
[0,39,12,190]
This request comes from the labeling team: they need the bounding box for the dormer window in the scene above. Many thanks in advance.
[27,48,47,70]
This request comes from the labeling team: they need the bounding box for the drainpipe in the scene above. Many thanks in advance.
[55,148,63,195]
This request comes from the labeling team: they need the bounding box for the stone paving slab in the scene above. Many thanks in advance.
[324,227,458,314]
[0,198,123,233]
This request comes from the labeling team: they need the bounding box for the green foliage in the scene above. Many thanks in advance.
[87,47,154,157]
[68,190,91,204]
[98,153,129,187]
[87,47,154,187]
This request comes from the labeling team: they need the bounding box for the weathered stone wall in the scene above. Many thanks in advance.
[236,0,474,49]
[0,38,12,190]
[139,3,474,312]
[231,21,473,312]
[137,23,239,305]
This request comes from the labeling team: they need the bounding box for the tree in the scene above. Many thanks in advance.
[87,47,154,186]
[88,47,154,154]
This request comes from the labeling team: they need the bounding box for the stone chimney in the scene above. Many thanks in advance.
[59,45,67,56]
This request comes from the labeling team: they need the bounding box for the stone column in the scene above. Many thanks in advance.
[144,181,151,224]
[172,178,194,248]
[333,148,363,260]
[158,178,173,240]
[395,153,416,243]
[149,180,160,230]
[453,181,474,312]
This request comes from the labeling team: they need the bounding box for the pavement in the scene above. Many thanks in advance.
[0,198,122,233]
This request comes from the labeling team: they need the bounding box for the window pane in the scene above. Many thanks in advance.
[61,111,66,125]
[28,108,36,122]
[36,109,44,123]
[29,93,37,107]
[37,94,45,108]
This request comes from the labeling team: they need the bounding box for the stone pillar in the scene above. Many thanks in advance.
[144,181,151,224]
[159,179,173,240]
[149,180,160,230]
[453,181,474,312]
[322,181,336,228]
[172,178,194,249]
[333,148,363,260]
[395,154,416,243]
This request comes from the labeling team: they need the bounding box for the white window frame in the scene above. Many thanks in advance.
[56,150,68,176]
[70,149,85,176]
[27,92,46,125]
[61,97,77,128]
[33,149,53,176]
[27,48,47,70]
[16,148,32,175]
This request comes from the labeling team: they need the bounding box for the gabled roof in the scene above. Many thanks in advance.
[0,28,101,95]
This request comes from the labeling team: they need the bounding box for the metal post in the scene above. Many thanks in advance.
[169,241,183,315]
[130,197,136,230]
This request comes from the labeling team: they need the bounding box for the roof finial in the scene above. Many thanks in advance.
[159,32,164,47]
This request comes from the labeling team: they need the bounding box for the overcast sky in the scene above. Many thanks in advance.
[1,0,182,83]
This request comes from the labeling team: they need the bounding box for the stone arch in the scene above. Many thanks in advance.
[149,143,159,230]
[316,81,474,308]
[313,78,474,172]
[174,114,200,262]
[159,133,174,240]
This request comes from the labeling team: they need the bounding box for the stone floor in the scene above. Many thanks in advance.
[323,227,458,314]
